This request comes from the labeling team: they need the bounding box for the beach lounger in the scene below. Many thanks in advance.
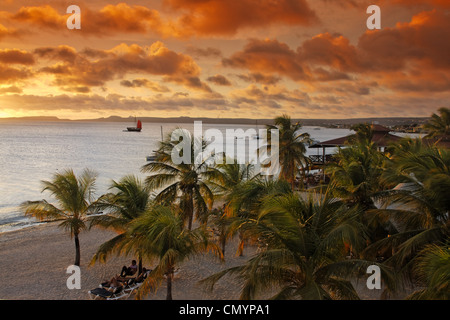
[123,270,151,296]
[88,286,127,300]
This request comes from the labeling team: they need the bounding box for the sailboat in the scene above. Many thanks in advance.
[127,118,142,132]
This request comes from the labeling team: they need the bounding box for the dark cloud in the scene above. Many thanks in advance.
[0,49,35,65]
[223,39,308,81]
[0,64,31,83]
[185,45,222,58]
[207,74,232,86]
[163,0,318,36]
[237,73,281,85]
[120,78,171,92]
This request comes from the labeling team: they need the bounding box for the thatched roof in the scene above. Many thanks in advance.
[309,124,402,148]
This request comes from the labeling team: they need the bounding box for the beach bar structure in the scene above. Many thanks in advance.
[308,124,403,167]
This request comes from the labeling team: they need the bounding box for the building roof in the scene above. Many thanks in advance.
[309,124,402,148]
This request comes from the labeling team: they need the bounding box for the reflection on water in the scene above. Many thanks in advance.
[1,121,415,233]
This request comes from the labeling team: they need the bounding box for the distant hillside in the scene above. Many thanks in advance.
[82,116,430,127]
[0,115,430,128]
[0,116,63,122]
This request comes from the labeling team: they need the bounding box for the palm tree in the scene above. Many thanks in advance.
[226,177,293,256]
[128,205,222,300]
[407,244,450,300]
[141,129,214,230]
[366,143,450,271]
[423,107,450,139]
[325,139,393,246]
[89,174,151,273]
[326,124,387,211]
[205,161,255,255]
[348,123,373,144]
[21,168,97,266]
[206,160,255,201]
[326,137,387,212]
[202,189,396,299]
[266,114,311,190]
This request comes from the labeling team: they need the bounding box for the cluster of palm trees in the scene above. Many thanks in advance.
[21,110,449,300]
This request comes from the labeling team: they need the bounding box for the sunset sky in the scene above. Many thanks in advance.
[0,0,449,119]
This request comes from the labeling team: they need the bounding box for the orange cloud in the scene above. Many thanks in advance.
[7,3,175,37]
[0,64,31,83]
[34,42,210,92]
[0,48,34,84]
[388,0,450,9]
[356,9,450,92]
[164,0,318,36]
[359,10,450,70]
[12,5,66,29]
[0,49,35,65]
[223,36,356,82]
[298,33,363,73]
[0,23,20,40]
[6,1,318,38]
[223,39,308,81]
[223,8,450,93]
[81,3,181,37]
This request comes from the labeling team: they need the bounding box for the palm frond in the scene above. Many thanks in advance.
[20,200,67,221]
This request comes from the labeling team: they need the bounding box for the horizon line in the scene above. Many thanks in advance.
[0,115,431,123]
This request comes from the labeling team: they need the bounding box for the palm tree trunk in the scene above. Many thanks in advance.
[187,192,194,231]
[166,266,173,300]
[221,233,226,256]
[188,214,193,231]
[74,233,81,266]
[138,254,143,275]
[237,232,245,256]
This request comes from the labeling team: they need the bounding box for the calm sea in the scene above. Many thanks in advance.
[0,121,356,233]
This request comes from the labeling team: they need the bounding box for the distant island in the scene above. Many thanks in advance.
[0,115,429,130]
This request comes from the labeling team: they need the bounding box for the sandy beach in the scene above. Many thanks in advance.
[0,222,254,300]
[0,222,414,300]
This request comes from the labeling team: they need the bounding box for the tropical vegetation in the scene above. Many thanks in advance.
[22,109,450,300]
[89,174,151,274]
[21,168,98,266]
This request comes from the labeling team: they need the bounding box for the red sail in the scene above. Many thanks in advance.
[137,120,142,129]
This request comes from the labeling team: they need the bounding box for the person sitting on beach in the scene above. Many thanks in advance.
[103,268,149,289]
[120,260,138,277]
[101,275,126,291]
[135,268,150,283]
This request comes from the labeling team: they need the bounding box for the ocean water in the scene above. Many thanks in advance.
[0,121,353,233]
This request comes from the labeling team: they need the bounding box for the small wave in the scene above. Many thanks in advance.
[0,219,43,234]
